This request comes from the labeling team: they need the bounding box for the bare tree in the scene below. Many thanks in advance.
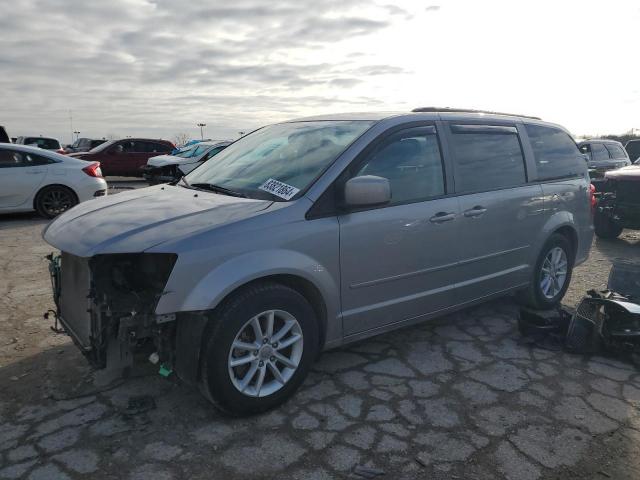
[173,133,190,147]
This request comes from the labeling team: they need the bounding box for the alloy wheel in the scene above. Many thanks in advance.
[540,246,568,299]
[227,309,303,398]
[41,189,74,216]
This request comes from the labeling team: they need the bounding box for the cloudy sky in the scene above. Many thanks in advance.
[2,0,639,144]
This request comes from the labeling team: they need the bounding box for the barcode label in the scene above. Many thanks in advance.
[259,178,300,200]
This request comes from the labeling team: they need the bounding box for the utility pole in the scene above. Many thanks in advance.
[69,110,73,145]
[197,123,206,140]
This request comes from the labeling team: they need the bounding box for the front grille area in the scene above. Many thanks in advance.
[59,252,93,349]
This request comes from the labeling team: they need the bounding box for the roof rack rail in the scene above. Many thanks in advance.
[411,107,541,120]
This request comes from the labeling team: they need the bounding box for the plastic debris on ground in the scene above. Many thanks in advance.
[518,259,640,359]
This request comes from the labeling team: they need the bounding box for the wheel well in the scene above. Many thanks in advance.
[188,274,329,385]
[233,274,328,350]
[33,184,78,210]
[553,226,578,260]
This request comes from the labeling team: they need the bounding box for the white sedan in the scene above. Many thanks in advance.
[0,143,108,218]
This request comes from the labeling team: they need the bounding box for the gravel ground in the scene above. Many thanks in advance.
[1,185,640,479]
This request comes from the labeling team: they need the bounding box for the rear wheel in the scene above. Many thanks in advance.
[200,282,319,415]
[518,233,574,310]
[35,185,77,219]
[594,211,623,239]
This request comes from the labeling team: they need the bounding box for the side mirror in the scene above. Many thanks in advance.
[343,175,391,208]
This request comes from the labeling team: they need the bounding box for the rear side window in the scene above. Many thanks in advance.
[449,124,526,193]
[204,146,225,160]
[0,150,52,167]
[355,126,445,205]
[591,143,609,161]
[525,124,583,180]
[153,142,171,153]
[605,144,627,159]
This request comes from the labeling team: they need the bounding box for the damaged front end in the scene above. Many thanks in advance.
[47,252,177,371]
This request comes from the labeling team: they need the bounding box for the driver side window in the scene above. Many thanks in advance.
[354,127,445,205]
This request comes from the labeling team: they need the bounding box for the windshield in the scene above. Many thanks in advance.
[175,144,210,158]
[89,139,116,153]
[184,120,374,200]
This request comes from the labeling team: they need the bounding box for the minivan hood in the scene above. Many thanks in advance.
[43,185,273,256]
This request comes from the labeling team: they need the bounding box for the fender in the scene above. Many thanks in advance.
[530,211,577,265]
[156,248,341,341]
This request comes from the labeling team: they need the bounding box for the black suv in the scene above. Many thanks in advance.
[578,139,631,190]
[594,164,640,238]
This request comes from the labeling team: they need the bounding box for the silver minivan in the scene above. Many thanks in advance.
[44,109,594,415]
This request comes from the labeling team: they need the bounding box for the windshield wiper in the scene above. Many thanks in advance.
[190,183,247,198]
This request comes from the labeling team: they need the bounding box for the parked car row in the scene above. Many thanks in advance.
[142,140,231,185]
[43,108,594,414]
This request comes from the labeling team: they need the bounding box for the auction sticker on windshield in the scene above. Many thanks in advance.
[259,178,300,200]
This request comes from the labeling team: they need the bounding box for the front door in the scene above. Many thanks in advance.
[444,123,544,303]
[339,126,460,336]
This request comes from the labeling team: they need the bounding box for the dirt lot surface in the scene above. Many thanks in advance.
[1,181,640,479]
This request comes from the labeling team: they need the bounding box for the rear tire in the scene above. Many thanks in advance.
[200,282,319,416]
[35,185,78,219]
[594,211,623,239]
[517,233,574,310]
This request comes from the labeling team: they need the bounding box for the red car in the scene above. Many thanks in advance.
[69,138,174,177]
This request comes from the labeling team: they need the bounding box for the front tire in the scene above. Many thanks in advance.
[200,282,319,416]
[518,233,574,310]
[35,185,78,219]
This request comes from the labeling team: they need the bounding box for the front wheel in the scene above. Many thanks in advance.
[200,282,319,415]
[517,233,574,310]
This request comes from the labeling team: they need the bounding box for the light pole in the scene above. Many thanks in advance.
[197,123,206,140]
[73,131,81,141]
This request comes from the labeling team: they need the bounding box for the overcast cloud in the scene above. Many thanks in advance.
[1,0,639,143]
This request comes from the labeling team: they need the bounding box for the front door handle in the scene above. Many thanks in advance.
[463,206,487,218]
[429,212,456,223]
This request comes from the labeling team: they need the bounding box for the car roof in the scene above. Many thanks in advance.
[578,139,624,145]
[116,138,172,143]
[287,108,566,130]
[19,135,58,141]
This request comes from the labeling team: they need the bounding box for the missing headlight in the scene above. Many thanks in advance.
[90,253,177,315]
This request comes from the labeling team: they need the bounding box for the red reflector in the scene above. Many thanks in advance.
[82,162,103,178]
